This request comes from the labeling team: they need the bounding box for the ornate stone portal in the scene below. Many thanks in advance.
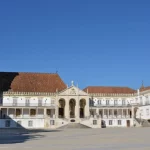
[58,85,89,120]
[69,99,76,118]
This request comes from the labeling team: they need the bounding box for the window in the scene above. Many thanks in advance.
[135,98,138,103]
[114,110,117,116]
[106,100,109,105]
[93,120,97,125]
[97,100,101,105]
[13,97,18,106]
[30,109,36,116]
[114,100,118,106]
[140,97,142,105]
[146,96,149,105]
[50,120,55,125]
[140,110,143,116]
[109,120,113,125]
[26,98,30,106]
[122,100,126,106]
[17,121,22,127]
[16,109,21,116]
[47,109,51,115]
[146,109,149,115]
[38,99,42,106]
[118,120,121,125]
[5,120,10,127]
[28,121,33,127]
[51,100,55,105]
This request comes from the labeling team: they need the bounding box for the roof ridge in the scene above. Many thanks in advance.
[84,86,135,89]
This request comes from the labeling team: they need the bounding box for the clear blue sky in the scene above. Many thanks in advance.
[0,0,150,89]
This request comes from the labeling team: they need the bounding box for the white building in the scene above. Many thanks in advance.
[0,72,150,129]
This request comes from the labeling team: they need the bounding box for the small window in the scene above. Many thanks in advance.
[93,120,97,125]
[28,121,33,127]
[114,100,118,105]
[26,98,30,106]
[5,120,10,127]
[30,109,36,116]
[109,120,113,125]
[50,120,55,125]
[146,109,149,115]
[47,109,51,115]
[140,97,142,105]
[146,96,149,105]
[118,120,121,125]
[122,100,126,105]
[140,110,143,116]
[97,100,101,106]
[51,100,55,105]
[16,109,21,116]
[106,100,109,105]
[17,121,22,127]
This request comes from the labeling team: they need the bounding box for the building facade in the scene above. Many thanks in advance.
[0,72,150,129]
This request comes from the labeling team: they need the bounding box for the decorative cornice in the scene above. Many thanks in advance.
[89,93,135,97]
[3,91,56,96]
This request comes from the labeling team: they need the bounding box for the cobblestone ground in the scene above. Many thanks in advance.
[0,128,150,150]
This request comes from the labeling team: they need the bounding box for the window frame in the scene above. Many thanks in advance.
[109,120,113,125]
[5,120,11,127]
[28,120,33,127]
[118,120,122,125]
[93,120,97,125]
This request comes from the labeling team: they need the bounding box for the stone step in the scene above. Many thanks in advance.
[59,123,91,129]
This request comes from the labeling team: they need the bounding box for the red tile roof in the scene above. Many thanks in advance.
[140,86,150,92]
[0,72,67,93]
[83,86,136,94]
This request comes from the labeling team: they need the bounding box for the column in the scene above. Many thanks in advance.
[112,109,114,118]
[55,106,58,118]
[44,108,47,118]
[75,99,79,119]
[107,109,109,118]
[14,108,16,118]
[65,100,69,118]
[85,98,90,117]
[117,109,118,118]
[7,108,8,118]
[22,108,23,118]
[132,106,134,118]
[127,109,128,118]
[55,94,58,118]
[36,107,38,118]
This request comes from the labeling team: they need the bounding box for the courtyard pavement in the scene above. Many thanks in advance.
[0,127,150,150]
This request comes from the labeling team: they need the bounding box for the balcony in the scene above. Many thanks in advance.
[0,103,55,107]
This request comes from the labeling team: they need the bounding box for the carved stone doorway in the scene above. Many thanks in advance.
[58,99,65,118]
[80,99,86,118]
[69,99,76,118]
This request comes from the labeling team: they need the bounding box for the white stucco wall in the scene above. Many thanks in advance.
[102,119,133,127]
[0,119,44,128]
[92,97,134,107]
[136,105,150,120]
[2,96,55,107]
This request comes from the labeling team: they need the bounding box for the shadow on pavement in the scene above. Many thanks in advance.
[0,128,61,144]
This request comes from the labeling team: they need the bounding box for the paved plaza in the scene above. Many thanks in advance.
[0,128,150,150]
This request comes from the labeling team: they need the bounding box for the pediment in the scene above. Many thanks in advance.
[58,86,88,96]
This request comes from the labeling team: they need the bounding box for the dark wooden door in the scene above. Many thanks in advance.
[127,120,130,127]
